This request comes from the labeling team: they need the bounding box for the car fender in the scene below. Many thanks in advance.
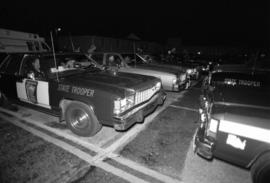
[247,149,270,168]
[59,98,96,121]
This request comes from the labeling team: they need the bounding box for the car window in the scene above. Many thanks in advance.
[20,56,41,76]
[0,54,22,74]
[26,41,35,51]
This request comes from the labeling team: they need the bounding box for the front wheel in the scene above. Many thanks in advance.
[251,153,270,183]
[64,101,102,137]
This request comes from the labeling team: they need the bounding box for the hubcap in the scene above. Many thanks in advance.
[70,109,90,129]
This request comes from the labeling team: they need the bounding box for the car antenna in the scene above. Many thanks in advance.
[69,32,75,52]
[50,30,59,82]
[252,50,259,75]
[133,41,136,67]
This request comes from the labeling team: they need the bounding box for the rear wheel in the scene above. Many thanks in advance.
[64,101,102,137]
[251,153,270,183]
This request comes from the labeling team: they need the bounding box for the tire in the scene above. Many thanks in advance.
[251,153,270,183]
[64,101,102,137]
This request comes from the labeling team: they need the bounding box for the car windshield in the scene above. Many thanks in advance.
[41,54,100,79]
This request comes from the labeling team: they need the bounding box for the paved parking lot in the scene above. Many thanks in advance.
[0,81,252,183]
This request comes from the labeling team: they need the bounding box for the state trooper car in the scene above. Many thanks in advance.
[0,52,166,137]
[194,64,270,183]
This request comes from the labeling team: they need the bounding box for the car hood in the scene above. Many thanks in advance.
[118,67,175,78]
[63,70,158,93]
[155,63,187,72]
[136,64,185,74]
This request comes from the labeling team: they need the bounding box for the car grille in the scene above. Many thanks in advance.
[135,85,159,105]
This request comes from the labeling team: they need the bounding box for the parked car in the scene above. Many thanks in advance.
[89,52,190,91]
[137,53,202,80]
[0,52,166,136]
[194,64,270,183]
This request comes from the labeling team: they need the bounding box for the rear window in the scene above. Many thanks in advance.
[210,72,270,89]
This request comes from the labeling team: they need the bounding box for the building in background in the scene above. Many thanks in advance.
[57,34,164,54]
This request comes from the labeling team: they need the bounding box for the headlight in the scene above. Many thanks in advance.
[179,73,186,81]
[155,82,161,90]
[187,69,192,74]
[114,95,135,115]
[200,112,207,122]
[172,78,178,84]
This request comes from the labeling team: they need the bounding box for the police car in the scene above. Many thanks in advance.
[0,52,166,137]
[194,64,270,183]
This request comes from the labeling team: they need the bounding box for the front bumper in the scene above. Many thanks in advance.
[193,126,214,159]
[113,91,166,130]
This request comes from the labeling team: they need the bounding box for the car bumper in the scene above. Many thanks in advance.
[113,91,166,130]
[193,126,214,159]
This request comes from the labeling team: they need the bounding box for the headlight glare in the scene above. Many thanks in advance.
[187,69,192,74]
[155,82,161,90]
[114,95,135,115]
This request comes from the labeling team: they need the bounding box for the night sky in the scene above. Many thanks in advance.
[1,1,269,47]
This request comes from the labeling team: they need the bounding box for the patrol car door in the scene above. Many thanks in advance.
[16,56,51,109]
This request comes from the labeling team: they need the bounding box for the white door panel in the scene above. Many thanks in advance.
[16,79,51,109]
[36,80,50,108]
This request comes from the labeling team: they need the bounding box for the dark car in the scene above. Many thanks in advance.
[193,64,270,183]
[0,52,166,137]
